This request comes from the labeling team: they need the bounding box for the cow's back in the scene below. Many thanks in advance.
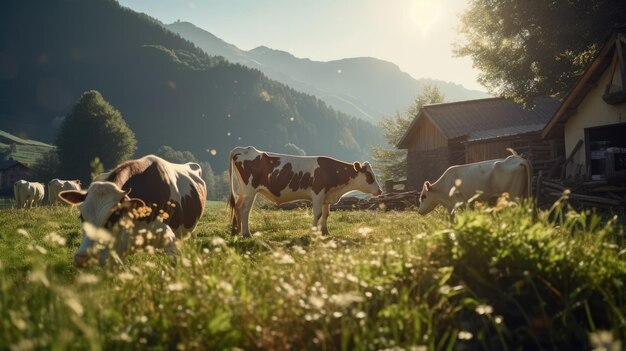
[106,155,206,234]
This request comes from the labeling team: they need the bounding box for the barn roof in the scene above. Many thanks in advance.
[0,159,28,171]
[466,123,547,142]
[542,32,626,138]
[397,97,559,149]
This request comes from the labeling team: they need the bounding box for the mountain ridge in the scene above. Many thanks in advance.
[166,21,489,122]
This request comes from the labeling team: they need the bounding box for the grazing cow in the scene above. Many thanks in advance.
[59,155,206,266]
[228,146,382,236]
[48,179,81,205]
[418,149,532,215]
[14,180,45,209]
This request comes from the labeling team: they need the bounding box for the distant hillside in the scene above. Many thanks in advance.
[166,21,489,123]
[0,0,381,171]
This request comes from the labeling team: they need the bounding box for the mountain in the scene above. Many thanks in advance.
[166,21,489,123]
[0,0,382,172]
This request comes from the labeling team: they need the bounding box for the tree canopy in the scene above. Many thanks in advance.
[455,0,626,104]
[56,90,137,182]
[371,85,444,182]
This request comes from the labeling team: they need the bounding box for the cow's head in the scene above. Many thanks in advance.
[418,181,437,214]
[59,181,145,267]
[353,162,382,196]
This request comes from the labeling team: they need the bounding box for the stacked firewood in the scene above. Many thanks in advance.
[536,175,626,210]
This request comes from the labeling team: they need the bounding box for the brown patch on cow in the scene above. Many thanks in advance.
[364,171,375,184]
[312,157,359,194]
[267,162,295,197]
[181,184,204,229]
[234,153,281,186]
[289,171,313,191]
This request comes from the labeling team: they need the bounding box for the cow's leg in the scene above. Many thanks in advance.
[231,195,243,235]
[240,192,256,238]
[320,203,331,235]
[311,197,323,232]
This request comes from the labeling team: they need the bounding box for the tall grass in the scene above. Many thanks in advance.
[0,198,624,350]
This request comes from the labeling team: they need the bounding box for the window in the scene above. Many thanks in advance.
[585,122,626,181]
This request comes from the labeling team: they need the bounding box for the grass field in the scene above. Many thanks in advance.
[0,197,625,350]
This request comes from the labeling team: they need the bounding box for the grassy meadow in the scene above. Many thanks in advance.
[0,197,625,350]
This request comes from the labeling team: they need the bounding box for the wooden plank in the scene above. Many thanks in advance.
[561,139,584,180]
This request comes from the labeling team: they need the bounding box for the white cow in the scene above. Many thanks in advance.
[14,180,45,209]
[418,150,532,215]
[228,146,382,236]
[48,179,81,205]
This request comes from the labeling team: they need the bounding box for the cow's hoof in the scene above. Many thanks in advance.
[321,229,330,236]
[243,232,252,238]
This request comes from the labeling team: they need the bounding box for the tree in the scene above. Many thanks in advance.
[31,150,60,182]
[455,0,626,105]
[155,145,199,164]
[56,90,137,182]
[371,85,444,181]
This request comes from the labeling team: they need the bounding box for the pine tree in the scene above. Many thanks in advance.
[56,90,137,182]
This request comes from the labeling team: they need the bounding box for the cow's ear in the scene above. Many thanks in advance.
[354,161,362,171]
[425,181,431,191]
[59,190,87,205]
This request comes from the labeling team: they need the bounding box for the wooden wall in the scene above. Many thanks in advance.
[407,117,447,151]
[465,133,565,175]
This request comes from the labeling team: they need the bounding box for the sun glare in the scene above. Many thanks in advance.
[409,0,443,35]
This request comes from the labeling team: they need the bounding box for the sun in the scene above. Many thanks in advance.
[408,0,444,35]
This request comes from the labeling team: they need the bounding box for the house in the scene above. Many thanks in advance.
[0,129,56,166]
[543,32,626,182]
[0,159,32,196]
[397,97,562,190]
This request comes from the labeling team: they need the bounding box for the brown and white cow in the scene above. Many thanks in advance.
[418,149,532,215]
[14,180,45,208]
[228,146,382,236]
[59,155,206,266]
[48,178,81,205]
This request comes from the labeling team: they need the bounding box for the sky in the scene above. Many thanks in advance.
[117,0,485,92]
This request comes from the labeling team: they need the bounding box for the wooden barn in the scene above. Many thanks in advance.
[543,32,626,183]
[397,97,563,190]
[0,159,31,196]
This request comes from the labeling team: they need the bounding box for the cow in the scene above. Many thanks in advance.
[418,149,532,215]
[14,180,45,209]
[228,146,382,237]
[48,179,81,205]
[58,155,206,267]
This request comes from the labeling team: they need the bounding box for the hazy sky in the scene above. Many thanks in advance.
[118,0,485,92]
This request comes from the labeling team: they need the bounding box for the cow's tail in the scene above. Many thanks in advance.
[521,157,533,198]
[227,149,240,234]
[506,148,518,156]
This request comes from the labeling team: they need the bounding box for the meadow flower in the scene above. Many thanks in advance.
[330,292,364,307]
[118,272,134,281]
[76,273,99,285]
[65,297,84,316]
[211,236,226,246]
[355,311,367,319]
[44,232,66,246]
[475,304,493,315]
[273,252,295,264]
[458,331,473,340]
[167,282,185,291]
[308,295,325,310]
[28,269,49,287]
[357,226,373,236]
[17,228,30,239]
[589,330,621,351]
[217,281,233,292]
